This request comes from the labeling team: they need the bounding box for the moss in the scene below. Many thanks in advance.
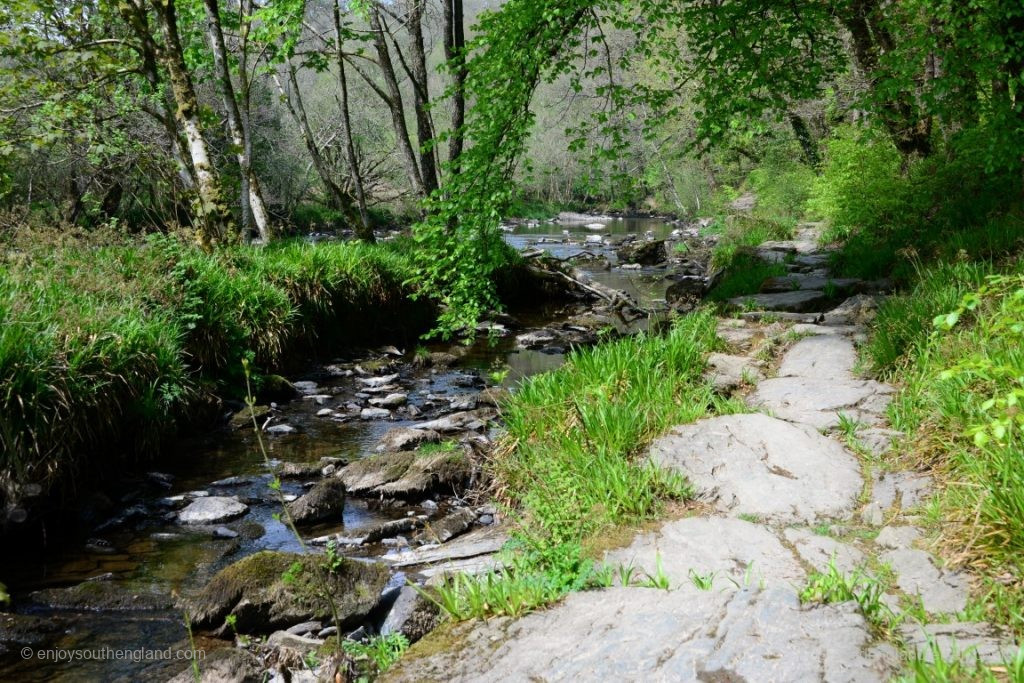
[187,551,389,634]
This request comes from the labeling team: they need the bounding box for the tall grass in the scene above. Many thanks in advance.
[424,311,739,621]
[0,234,427,509]
[870,263,1024,634]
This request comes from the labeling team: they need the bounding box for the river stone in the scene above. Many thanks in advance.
[515,329,559,349]
[880,549,969,614]
[665,276,707,311]
[362,517,426,544]
[415,508,477,545]
[616,239,667,266]
[900,622,1020,665]
[369,393,408,408]
[778,335,858,380]
[291,381,320,395]
[386,585,897,682]
[360,407,391,420]
[178,497,248,525]
[607,517,806,589]
[186,551,389,634]
[380,585,439,643]
[414,409,497,433]
[704,352,764,391]
[285,478,346,525]
[649,414,862,523]
[265,424,297,435]
[358,373,400,388]
[747,377,894,430]
[337,449,471,500]
[374,427,441,453]
[229,405,271,430]
[783,528,865,574]
[30,582,173,611]
[385,526,508,569]
[728,290,830,313]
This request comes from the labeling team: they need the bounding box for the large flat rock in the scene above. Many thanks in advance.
[748,377,894,430]
[900,622,1021,665]
[607,517,806,590]
[777,335,857,380]
[383,526,507,569]
[386,586,898,682]
[880,549,969,614]
[729,290,830,313]
[649,414,863,523]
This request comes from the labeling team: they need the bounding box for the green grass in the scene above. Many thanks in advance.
[0,233,430,508]
[799,559,894,631]
[421,311,739,621]
[702,213,794,301]
[868,263,1024,635]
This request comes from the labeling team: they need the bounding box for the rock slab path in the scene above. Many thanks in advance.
[387,225,1019,682]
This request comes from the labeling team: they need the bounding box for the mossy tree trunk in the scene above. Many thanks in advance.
[152,0,236,249]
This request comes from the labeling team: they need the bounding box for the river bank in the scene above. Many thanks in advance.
[0,213,726,680]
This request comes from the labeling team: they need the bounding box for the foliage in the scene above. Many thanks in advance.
[799,560,893,630]
[0,232,426,511]
[807,127,904,243]
[871,261,1024,633]
[343,634,410,677]
[896,640,1024,683]
[419,312,735,621]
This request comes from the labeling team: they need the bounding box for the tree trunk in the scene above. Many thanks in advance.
[442,0,466,170]
[272,65,361,229]
[788,112,820,168]
[151,0,235,248]
[405,1,439,194]
[333,0,374,243]
[202,0,272,243]
[842,0,931,157]
[368,8,426,198]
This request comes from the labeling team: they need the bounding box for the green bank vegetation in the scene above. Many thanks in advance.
[0,227,429,508]
[421,311,741,619]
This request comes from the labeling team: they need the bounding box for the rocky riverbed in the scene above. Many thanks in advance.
[0,214,725,682]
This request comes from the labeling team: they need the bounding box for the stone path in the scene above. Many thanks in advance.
[387,225,1019,682]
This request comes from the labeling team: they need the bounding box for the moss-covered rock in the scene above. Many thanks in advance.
[185,551,389,635]
[337,449,472,500]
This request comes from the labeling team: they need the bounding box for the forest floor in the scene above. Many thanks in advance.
[386,225,1023,682]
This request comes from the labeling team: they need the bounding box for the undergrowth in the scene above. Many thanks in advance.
[0,232,429,510]
[420,311,740,620]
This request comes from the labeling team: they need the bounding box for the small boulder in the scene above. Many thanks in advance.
[369,393,408,408]
[616,240,666,266]
[375,428,442,453]
[338,449,472,500]
[360,408,392,420]
[178,497,248,525]
[30,582,173,611]
[185,551,390,634]
[286,478,346,526]
[416,508,477,544]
